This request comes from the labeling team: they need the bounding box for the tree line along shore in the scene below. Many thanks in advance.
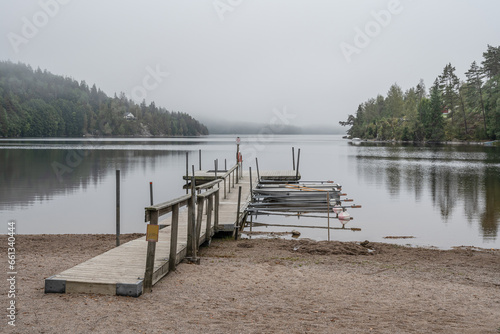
[0,61,208,138]
[340,45,500,142]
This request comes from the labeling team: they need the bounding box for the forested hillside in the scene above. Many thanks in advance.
[340,45,500,141]
[0,61,208,137]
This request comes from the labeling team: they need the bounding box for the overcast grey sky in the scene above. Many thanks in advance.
[1,0,499,128]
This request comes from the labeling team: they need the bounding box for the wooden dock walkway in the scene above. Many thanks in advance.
[45,169,252,297]
[44,165,301,297]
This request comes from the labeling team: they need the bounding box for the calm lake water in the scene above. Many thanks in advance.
[1,135,499,249]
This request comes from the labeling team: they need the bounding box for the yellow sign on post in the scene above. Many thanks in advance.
[146,224,159,242]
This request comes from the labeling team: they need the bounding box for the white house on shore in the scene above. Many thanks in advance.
[124,112,136,120]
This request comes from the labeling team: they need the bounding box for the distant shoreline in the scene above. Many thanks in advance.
[344,137,498,146]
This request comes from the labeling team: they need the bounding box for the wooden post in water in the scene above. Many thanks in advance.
[143,210,158,292]
[236,136,240,163]
[292,147,295,171]
[149,182,154,206]
[214,159,218,180]
[249,167,253,198]
[225,159,227,171]
[199,149,202,170]
[327,192,330,242]
[169,203,179,272]
[295,148,301,181]
[255,157,260,182]
[235,186,242,240]
[116,170,120,247]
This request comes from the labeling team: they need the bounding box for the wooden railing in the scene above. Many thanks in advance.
[207,163,241,199]
[221,163,240,199]
[143,182,221,292]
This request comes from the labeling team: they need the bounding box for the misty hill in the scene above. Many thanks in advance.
[0,61,208,137]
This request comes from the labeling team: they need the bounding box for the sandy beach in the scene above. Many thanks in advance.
[2,234,500,333]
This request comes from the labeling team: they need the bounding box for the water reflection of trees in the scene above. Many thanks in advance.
[355,145,500,240]
[0,148,183,209]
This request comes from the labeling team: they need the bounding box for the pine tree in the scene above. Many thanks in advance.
[481,45,500,79]
[439,63,459,125]
[466,61,487,134]
[429,80,445,141]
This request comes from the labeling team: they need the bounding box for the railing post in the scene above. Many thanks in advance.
[232,169,235,188]
[144,210,158,293]
[224,178,227,199]
[187,166,196,258]
[214,190,219,231]
[206,195,213,241]
[228,171,231,194]
[169,203,179,272]
[196,196,204,248]
[116,170,120,247]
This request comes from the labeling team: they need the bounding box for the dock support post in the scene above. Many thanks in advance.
[185,152,189,194]
[149,181,153,206]
[292,147,295,171]
[199,149,202,170]
[249,167,253,199]
[295,148,301,181]
[116,170,120,247]
[234,186,242,240]
[214,159,218,180]
[327,192,330,242]
[169,204,179,272]
[144,210,158,293]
